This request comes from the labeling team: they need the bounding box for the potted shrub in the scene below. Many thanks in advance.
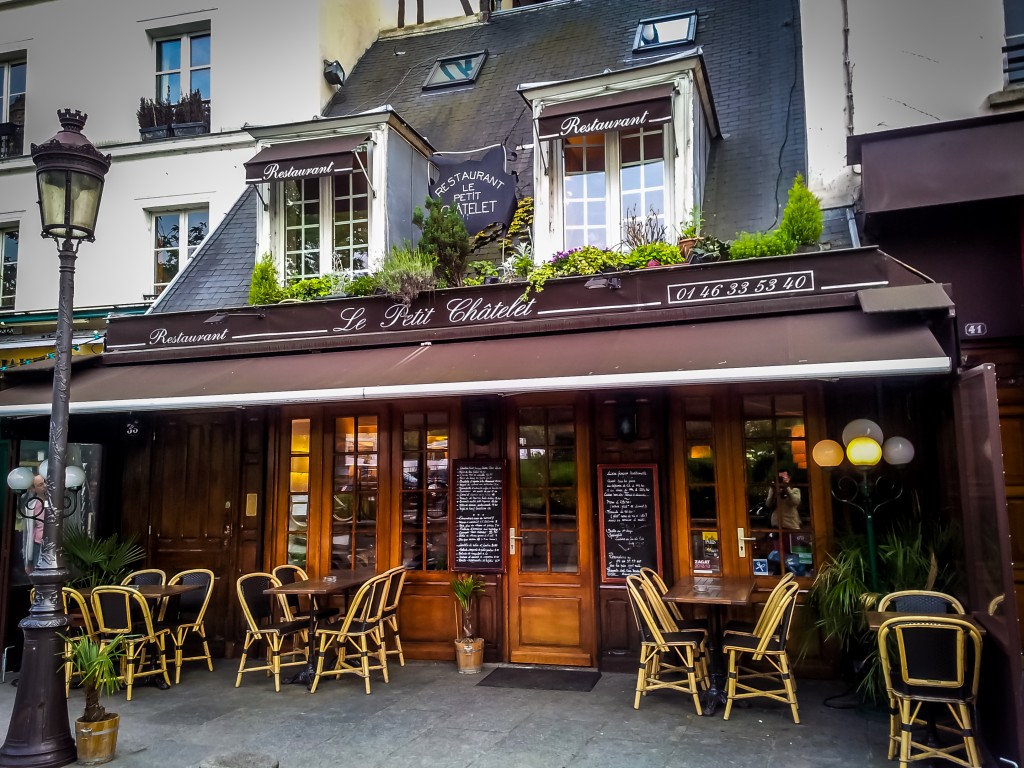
[451,573,485,674]
[172,89,209,137]
[136,96,172,141]
[678,205,704,257]
[69,635,124,765]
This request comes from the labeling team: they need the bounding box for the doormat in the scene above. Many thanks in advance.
[477,666,601,692]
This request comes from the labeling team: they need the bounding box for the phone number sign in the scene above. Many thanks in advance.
[667,270,815,305]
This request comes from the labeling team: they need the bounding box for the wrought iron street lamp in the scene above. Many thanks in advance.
[0,110,109,768]
[812,419,915,593]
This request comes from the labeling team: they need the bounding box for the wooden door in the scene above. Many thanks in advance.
[149,413,239,640]
[506,397,596,666]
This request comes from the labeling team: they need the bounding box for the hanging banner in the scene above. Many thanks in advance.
[430,147,516,235]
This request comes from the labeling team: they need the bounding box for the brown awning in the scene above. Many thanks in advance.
[847,113,1024,213]
[244,134,369,184]
[537,84,674,141]
[0,310,950,416]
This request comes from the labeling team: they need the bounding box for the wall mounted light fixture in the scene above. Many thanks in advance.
[466,400,494,446]
[323,60,346,87]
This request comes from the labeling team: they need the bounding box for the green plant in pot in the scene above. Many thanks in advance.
[69,635,124,765]
[63,524,145,588]
[451,573,485,674]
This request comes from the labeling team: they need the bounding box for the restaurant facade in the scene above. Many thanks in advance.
[0,0,1021,763]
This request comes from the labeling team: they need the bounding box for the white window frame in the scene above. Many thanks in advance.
[154,30,210,102]
[274,157,373,283]
[558,126,672,250]
[0,225,19,309]
[151,207,209,295]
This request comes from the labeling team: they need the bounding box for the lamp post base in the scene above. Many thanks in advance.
[0,623,76,768]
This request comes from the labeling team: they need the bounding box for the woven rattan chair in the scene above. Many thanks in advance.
[235,572,308,692]
[625,574,706,714]
[91,585,171,700]
[121,568,166,587]
[163,569,215,683]
[309,573,389,694]
[272,564,340,623]
[62,586,95,696]
[722,578,800,723]
[723,572,796,635]
[635,572,709,683]
[379,566,408,666]
[877,590,964,615]
[878,616,983,767]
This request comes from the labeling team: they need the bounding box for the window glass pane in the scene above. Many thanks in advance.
[157,39,181,72]
[154,214,179,248]
[2,228,19,308]
[187,210,209,248]
[331,415,378,571]
[401,412,449,571]
[190,69,211,101]
[564,202,584,227]
[10,62,26,93]
[190,34,211,67]
[521,533,548,572]
[550,531,578,573]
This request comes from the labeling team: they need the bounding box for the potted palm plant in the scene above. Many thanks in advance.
[451,573,485,674]
[69,635,124,765]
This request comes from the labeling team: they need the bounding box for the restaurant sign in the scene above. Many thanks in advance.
[430,147,516,235]
[105,249,921,362]
[537,85,674,141]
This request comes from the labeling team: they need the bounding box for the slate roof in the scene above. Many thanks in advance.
[327,0,806,237]
[152,186,258,314]
[158,1,805,313]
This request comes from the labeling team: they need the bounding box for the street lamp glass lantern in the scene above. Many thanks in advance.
[30,109,111,242]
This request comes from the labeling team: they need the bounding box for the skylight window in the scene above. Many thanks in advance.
[424,51,487,89]
[633,11,697,52]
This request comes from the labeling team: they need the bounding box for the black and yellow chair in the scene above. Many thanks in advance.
[635,572,709,684]
[878,589,964,615]
[62,586,96,696]
[272,564,339,624]
[91,585,171,700]
[163,568,215,683]
[379,566,408,667]
[721,578,801,723]
[235,572,308,692]
[120,568,166,587]
[625,574,706,714]
[878,615,983,768]
[309,573,389,694]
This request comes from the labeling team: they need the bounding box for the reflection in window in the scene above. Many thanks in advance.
[152,207,208,295]
[0,60,26,158]
[681,397,720,574]
[517,406,578,573]
[10,441,102,586]
[332,164,370,274]
[0,226,18,308]
[401,412,449,571]
[155,32,210,101]
[423,51,487,89]
[619,128,665,239]
[333,416,378,571]
[284,178,321,282]
[742,394,814,578]
[287,419,311,568]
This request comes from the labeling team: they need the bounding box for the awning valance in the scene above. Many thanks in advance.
[244,134,369,184]
[536,84,674,141]
[0,310,950,416]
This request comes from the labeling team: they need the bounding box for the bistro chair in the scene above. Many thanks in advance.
[625,574,706,715]
[272,564,340,623]
[878,616,983,767]
[635,573,709,683]
[724,572,796,635]
[309,573,389,694]
[121,568,167,587]
[877,589,964,615]
[988,594,1004,616]
[235,572,308,692]
[91,585,171,700]
[722,578,801,723]
[379,565,409,666]
[162,568,215,683]
[62,586,96,696]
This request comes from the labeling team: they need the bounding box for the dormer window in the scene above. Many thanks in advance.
[633,11,697,52]
[424,51,487,90]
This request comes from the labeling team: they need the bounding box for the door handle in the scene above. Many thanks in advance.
[737,527,756,558]
[223,523,232,537]
[509,527,525,555]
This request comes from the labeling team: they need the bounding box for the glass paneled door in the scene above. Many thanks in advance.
[506,400,596,666]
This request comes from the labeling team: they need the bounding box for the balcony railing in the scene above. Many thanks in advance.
[0,122,23,159]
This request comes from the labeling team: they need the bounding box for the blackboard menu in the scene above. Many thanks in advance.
[598,464,663,583]
[451,459,506,573]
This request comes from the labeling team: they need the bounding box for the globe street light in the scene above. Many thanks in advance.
[0,109,109,768]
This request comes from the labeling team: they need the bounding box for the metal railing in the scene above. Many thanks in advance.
[0,122,23,159]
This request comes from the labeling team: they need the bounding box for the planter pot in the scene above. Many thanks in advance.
[172,122,208,137]
[76,713,119,765]
[454,638,484,674]
[678,236,703,257]
[139,125,171,142]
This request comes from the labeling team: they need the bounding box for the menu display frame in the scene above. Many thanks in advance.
[450,458,507,574]
[597,463,663,584]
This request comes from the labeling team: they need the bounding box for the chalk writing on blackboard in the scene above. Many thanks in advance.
[452,460,506,573]
[598,464,662,583]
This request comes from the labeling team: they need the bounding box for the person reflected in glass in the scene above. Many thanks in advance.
[766,470,801,529]
[26,473,46,571]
